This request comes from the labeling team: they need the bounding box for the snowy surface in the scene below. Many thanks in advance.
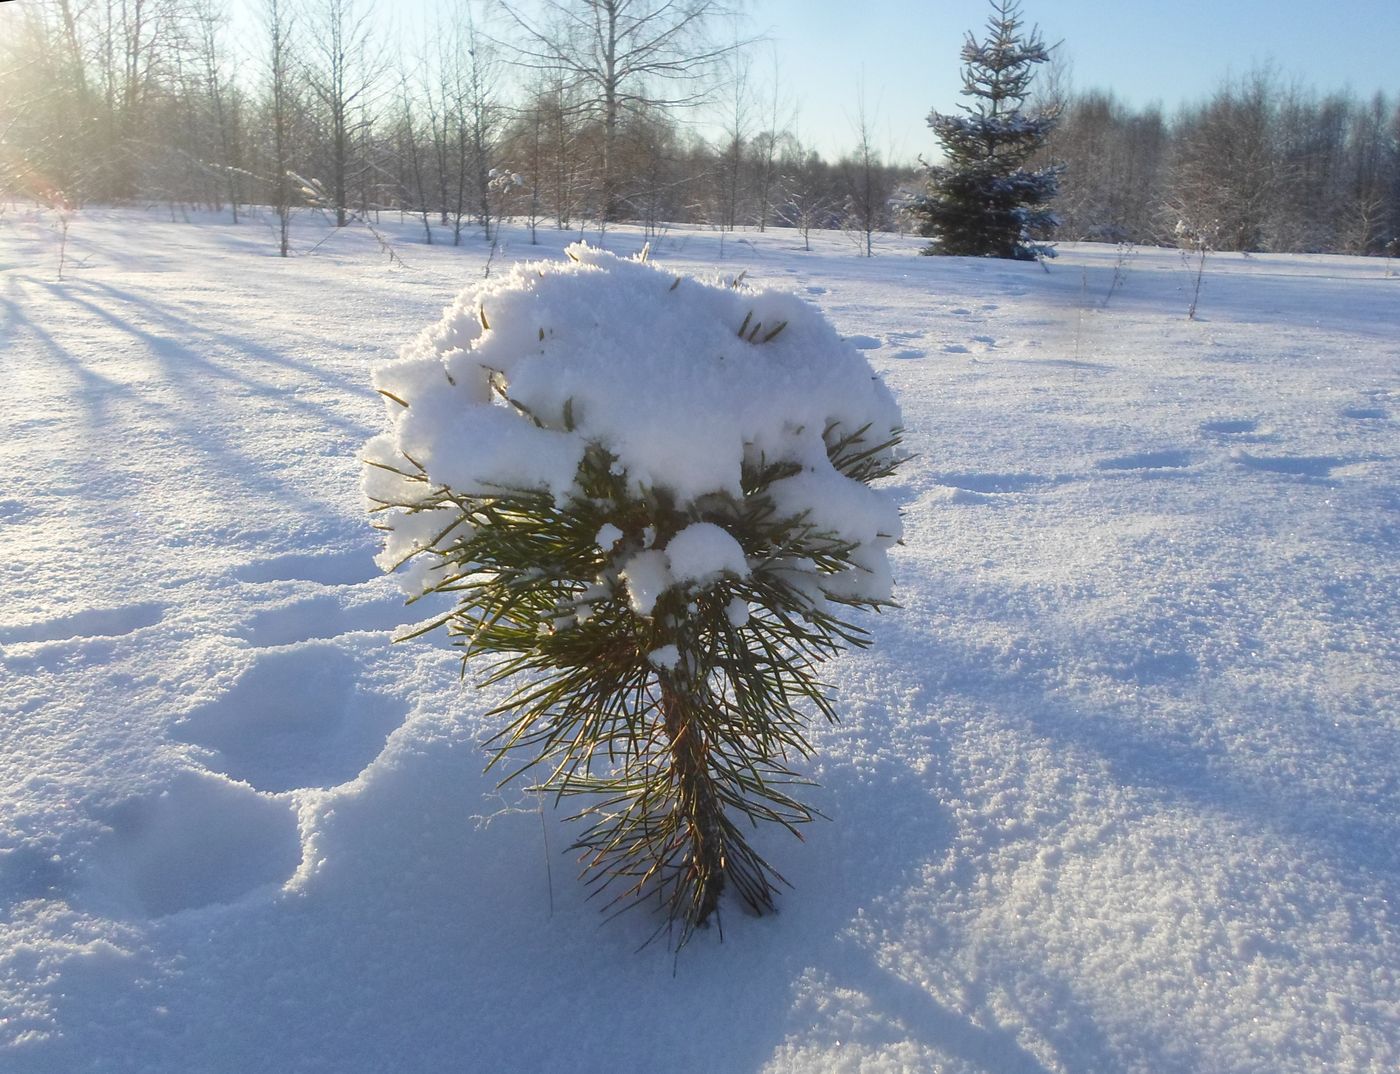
[2,208,1398,1073]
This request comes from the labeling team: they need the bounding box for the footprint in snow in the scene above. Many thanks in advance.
[1341,406,1389,421]
[0,498,29,523]
[1096,450,1194,472]
[845,335,881,350]
[938,472,1052,494]
[236,545,381,587]
[1233,451,1345,479]
[1017,357,1111,373]
[943,343,971,354]
[1201,418,1258,436]
[884,332,926,359]
[173,642,407,793]
[88,769,300,918]
[237,591,426,648]
[0,602,164,646]
[805,285,827,295]
[950,307,972,316]
[0,840,70,903]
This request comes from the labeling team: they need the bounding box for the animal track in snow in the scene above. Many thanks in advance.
[0,498,29,523]
[1341,406,1389,421]
[845,334,881,350]
[0,602,164,646]
[0,840,69,902]
[1201,418,1259,435]
[1096,450,1194,472]
[937,472,1054,494]
[173,642,407,793]
[884,331,925,359]
[1233,452,1345,479]
[237,591,423,647]
[90,770,300,917]
[236,546,381,587]
[1019,357,1113,373]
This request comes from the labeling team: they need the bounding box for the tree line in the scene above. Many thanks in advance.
[2,1,1397,257]
[1040,70,1400,255]
[0,0,910,253]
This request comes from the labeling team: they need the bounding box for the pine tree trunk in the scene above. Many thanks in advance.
[659,678,725,924]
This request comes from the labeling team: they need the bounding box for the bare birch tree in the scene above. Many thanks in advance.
[304,0,382,226]
[263,0,297,254]
[495,0,742,222]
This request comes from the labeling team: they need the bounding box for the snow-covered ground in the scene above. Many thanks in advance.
[2,207,1397,1073]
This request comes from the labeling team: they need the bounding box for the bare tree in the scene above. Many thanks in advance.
[501,76,558,242]
[0,5,76,202]
[496,0,742,222]
[395,72,435,243]
[1169,70,1282,252]
[716,38,751,230]
[840,84,891,257]
[750,49,789,232]
[263,0,297,255]
[94,0,189,199]
[1041,89,1166,242]
[428,11,500,245]
[304,0,382,226]
[779,134,839,250]
[459,14,500,241]
[192,0,242,221]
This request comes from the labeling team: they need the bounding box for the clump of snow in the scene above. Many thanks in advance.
[647,645,681,670]
[725,598,751,627]
[665,522,750,585]
[363,243,903,614]
[619,549,672,617]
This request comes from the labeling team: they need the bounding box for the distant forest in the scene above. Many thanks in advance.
[3,1,1397,256]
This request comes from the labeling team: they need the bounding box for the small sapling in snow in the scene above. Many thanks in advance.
[1102,240,1136,308]
[363,245,903,946]
[1175,217,1219,321]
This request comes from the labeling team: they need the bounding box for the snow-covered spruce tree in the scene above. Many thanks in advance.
[911,0,1060,261]
[363,245,902,944]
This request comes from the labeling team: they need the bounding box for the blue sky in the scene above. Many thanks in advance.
[748,0,1400,160]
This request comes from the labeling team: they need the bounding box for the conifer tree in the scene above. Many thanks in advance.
[911,0,1060,260]
[365,246,903,948]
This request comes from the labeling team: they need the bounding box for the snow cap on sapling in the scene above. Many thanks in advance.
[363,243,903,946]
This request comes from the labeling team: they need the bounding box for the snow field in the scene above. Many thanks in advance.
[1,207,1397,1072]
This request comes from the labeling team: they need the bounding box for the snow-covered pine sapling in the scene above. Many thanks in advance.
[363,244,903,945]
